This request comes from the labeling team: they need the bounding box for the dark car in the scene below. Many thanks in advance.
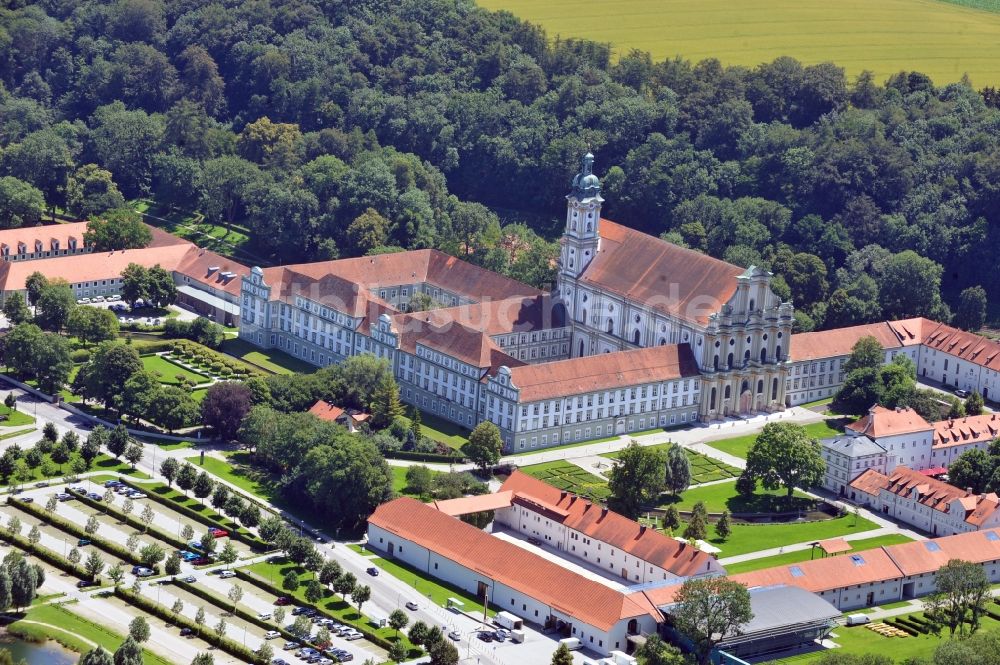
[366,567,379,576]
[77,579,98,589]
[180,628,194,637]
[78,538,91,546]
[275,596,291,606]
[15,497,33,503]
[477,632,493,643]
[87,492,103,501]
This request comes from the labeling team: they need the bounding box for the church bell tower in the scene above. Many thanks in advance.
[560,152,603,280]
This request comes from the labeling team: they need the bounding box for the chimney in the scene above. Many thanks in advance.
[560,491,567,501]
[639,525,647,536]
[600,507,608,519]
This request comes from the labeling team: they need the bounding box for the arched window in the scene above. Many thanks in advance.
[659,337,667,346]
[710,387,717,410]
[757,380,764,394]
[607,320,614,335]
[724,385,732,400]
[579,340,585,357]
[760,348,767,363]
[580,308,588,324]
[740,380,749,394]
[727,352,734,369]
[744,349,751,364]
[772,378,779,401]
[633,329,640,345]
[713,355,720,370]
[776,345,782,361]
[586,222,592,233]
[749,299,755,312]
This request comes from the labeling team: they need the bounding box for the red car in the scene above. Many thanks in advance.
[210,528,229,538]
[191,557,211,566]
[275,596,291,606]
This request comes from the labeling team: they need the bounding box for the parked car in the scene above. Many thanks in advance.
[191,557,211,566]
[55,493,73,501]
[77,538,91,546]
[259,612,273,621]
[477,632,493,643]
[366,567,379,576]
[210,528,229,538]
[448,630,461,641]
[77,579,98,588]
[34,481,49,488]
[107,294,120,301]
[15,497,33,503]
[71,486,89,494]
[103,480,122,488]
[405,601,419,611]
[282,642,300,651]
[182,575,196,583]
[275,596,291,606]
[86,492,103,501]
[955,388,970,398]
[126,491,147,499]
[218,570,236,578]
[180,628,194,637]
[264,630,281,640]
[132,566,155,577]
[77,298,91,304]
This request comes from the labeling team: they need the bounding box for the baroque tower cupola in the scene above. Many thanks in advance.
[561,152,603,280]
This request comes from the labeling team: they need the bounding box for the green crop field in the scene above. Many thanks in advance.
[476,0,1000,86]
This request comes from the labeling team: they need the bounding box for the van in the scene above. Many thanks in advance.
[846,614,871,626]
[559,638,582,651]
[494,611,523,631]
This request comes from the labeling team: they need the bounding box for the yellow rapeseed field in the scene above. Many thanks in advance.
[476,0,1000,86]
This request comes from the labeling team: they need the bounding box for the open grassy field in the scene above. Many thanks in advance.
[704,419,845,460]
[724,533,915,574]
[140,354,208,385]
[476,0,1000,85]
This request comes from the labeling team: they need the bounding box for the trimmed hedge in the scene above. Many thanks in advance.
[114,586,262,663]
[385,450,465,463]
[0,525,89,580]
[118,478,268,551]
[7,498,147,568]
[233,568,414,655]
[174,579,318,648]
[884,618,919,636]
[73,489,189,551]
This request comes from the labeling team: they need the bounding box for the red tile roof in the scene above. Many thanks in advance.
[499,471,715,577]
[308,400,345,422]
[506,343,700,402]
[884,528,1000,575]
[922,322,1000,372]
[849,466,1000,527]
[391,313,523,370]
[368,497,661,630]
[731,546,903,594]
[847,406,932,439]
[932,414,1000,449]
[433,492,514,517]
[408,294,566,337]
[580,219,745,326]
[789,322,906,362]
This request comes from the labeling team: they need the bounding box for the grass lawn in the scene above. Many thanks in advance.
[221,338,316,375]
[190,388,207,403]
[391,465,445,498]
[723,534,915,574]
[186,452,279,504]
[0,427,34,440]
[242,559,421,653]
[140,354,207,385]
[10,602,173,665]
[399,410,469,451]
[769,610,1000,663]
[661,480,813,513]
[704,420,847,460]
[695,514,881,557]
[603,446,740,485]
[366,554,496,617]
[519,460,610,501]
[0,404,35,427]
[143,476,266,533]
[476,0,1000,86]
[0,452,145,488]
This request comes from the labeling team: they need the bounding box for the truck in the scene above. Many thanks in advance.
[494,611,524,631]
[559,637,582,651]
[845,614,871,626]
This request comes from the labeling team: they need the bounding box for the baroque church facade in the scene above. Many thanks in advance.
[554,154,794,420]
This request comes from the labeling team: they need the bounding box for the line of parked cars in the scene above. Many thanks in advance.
[76,295,121,304]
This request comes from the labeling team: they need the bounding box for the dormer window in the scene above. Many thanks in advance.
[68,237,77,250]
[34,240,42,253]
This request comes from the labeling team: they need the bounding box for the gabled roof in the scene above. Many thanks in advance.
[922,322,1000,372]
[885,528,1000,575]
[505,343,700,402]
[846,406,932,439]
[414,294,566,337]
[392,312,523,370]
[789,322,905,362]
[932,414,1000,449]
[849,466,1000,526]
[580,219,745,326]
[730,547,903,594]
[498,471,716,577]
[368,497,661,630]
[433,492,514,517]
[307,400,345,422]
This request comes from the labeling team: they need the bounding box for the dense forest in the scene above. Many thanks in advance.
[0,0,998,331]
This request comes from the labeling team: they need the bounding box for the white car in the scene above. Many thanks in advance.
[93,295,105,302]
[264,630,281,640]
[218,570,236,579]
[77,298,91,304]
[259,612,273,621]
[107,294,120,301]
